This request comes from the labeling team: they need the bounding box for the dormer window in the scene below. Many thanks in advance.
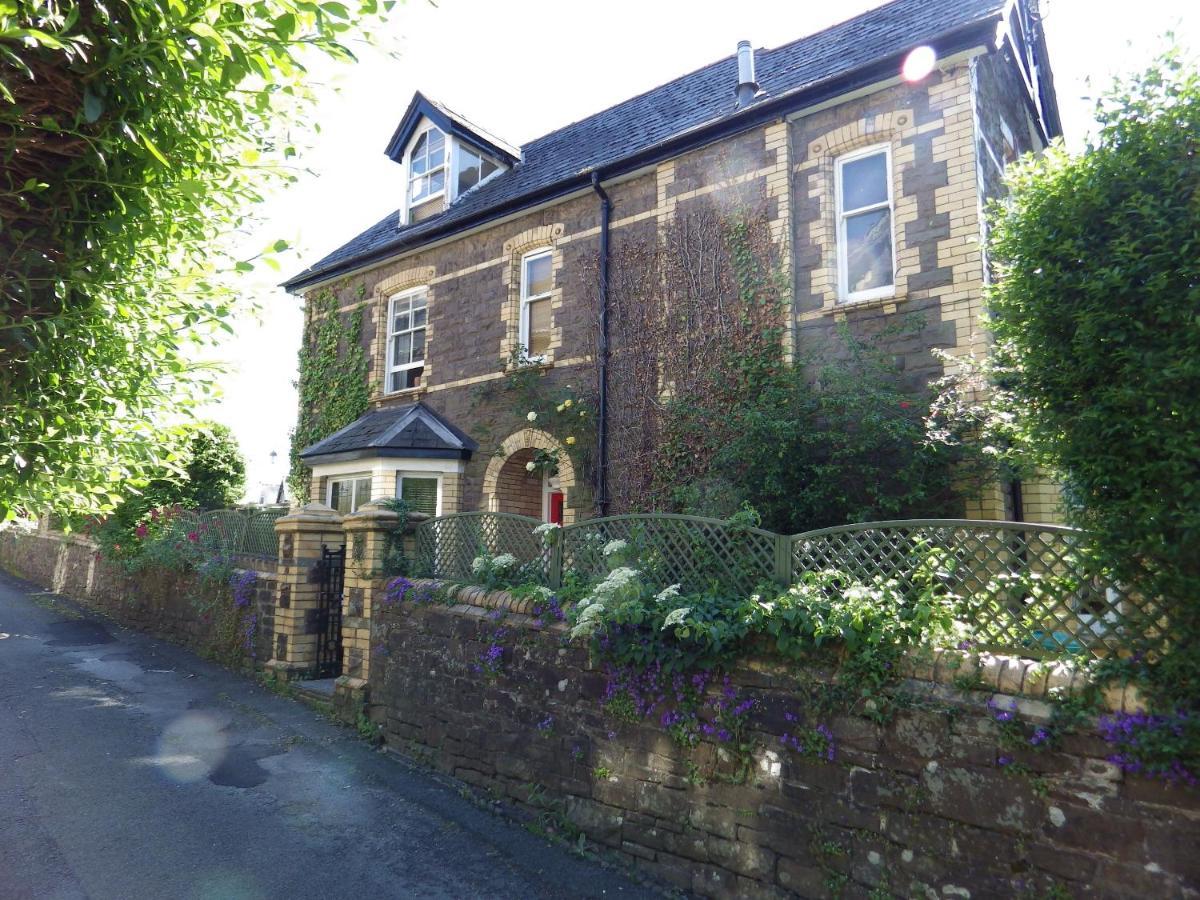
[409,127,446,205]
[455,144,499,197]
[386,93,520,227]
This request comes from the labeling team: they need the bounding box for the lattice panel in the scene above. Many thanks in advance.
[411,512,1162,660]
[415,512,545,582]
[560,515,779,596]
[150,507,288,559]
[240,508,288,558]
[789,520,1164,659]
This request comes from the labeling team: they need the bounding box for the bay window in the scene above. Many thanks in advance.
[328,474,372,515]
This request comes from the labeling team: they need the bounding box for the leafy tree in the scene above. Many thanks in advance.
[982,52,1200,701]
[0,0,389,519]
[89,420,245,559]
[184,422,246,509]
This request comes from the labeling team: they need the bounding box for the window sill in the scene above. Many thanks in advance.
[833,291,904,314]
[380,385,428,403]
[505,357,554,375]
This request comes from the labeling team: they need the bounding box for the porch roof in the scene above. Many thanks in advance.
[299,402,477,465]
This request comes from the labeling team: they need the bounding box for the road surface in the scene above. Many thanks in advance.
[0,570,657,899]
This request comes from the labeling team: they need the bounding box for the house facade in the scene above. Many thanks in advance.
[285,0,1064,527]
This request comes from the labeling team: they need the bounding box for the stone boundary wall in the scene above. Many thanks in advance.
[369,580,1198,899]
[0,526,276,668]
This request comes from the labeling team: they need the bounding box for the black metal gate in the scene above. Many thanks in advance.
[314,544,345,678]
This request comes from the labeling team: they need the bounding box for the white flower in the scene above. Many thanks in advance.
[661,607,693,630]
[470,556,486,575]
[492,553,517,571]
[527,411,537,422]
[532,522,561,546]
[654,584,682,604]
[525,461,537,472]
[602,539,629,558]
[569,602,606,639]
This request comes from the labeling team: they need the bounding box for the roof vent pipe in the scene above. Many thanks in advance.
[735,40,759,108]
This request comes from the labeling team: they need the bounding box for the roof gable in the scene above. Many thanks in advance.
[383,91,520,167]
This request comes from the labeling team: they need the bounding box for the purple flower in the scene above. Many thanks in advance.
[998,754,1013,767]
[1030,727,1050,747]
[987,697,1016,723]
[536,715,555,732]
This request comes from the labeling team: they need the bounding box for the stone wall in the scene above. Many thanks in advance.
[0,527,276,668]
[369,583,1199,899]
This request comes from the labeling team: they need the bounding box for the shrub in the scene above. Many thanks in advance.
[984,52,1200,704]
[672,323,979,533]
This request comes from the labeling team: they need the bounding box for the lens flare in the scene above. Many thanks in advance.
[150,711,229,783]
[902,45,937,82]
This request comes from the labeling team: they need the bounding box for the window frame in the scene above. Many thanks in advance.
[518,247,554,362]
[835,143,897,304]
[385,285,428,394]
[407,124,446,208]
[451,141,502,201]
[396,472,442,518]
[328,473,372,515]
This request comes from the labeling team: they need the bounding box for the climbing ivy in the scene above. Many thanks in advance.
[288,288,370,499]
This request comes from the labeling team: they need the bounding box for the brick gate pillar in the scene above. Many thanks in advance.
[266,503,345,680]
[333,502,404,720]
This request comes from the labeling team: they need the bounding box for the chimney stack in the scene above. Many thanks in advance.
[735,40,759,108]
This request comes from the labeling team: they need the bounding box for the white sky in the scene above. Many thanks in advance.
[205,0,1197,502]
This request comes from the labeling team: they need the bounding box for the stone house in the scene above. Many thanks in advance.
[284,0,1063,527]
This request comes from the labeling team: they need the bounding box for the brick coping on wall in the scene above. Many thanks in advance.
[396,578,1147,716]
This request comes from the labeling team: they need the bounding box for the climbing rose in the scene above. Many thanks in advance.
[527,411,537,422]
[525,461,537,472]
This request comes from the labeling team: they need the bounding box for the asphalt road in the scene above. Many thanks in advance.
[0,570,657,900]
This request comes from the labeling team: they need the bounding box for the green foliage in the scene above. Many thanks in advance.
[86,420,245,556]
[981,52,1200,705]
[288,290,370,498]
[0,0,389,519]
[375,497,411,577]
[674,322,975,533]
[569,550,955,683]
[183,422,245,510]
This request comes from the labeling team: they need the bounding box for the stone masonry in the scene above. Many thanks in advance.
[369,582,1199,899]
[300,44,1060,527]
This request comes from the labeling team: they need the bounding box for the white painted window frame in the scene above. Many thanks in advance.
[385,286,428,395]
[519,247,553,363]
[400,119,507,225]
[396,471,443,518]
[449,140,503,202]
[327,473,372,514]
[835,143,897,304]
[407,124,447,210]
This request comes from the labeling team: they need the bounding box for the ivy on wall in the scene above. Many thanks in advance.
[288,288,370,500]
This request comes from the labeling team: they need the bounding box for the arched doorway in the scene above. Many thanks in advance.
[482,429,577,523]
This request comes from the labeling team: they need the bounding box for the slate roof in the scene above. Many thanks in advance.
[298,402,478,464]
[284,0,1012,291]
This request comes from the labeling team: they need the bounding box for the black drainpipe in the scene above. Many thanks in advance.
[590,171,611,517]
